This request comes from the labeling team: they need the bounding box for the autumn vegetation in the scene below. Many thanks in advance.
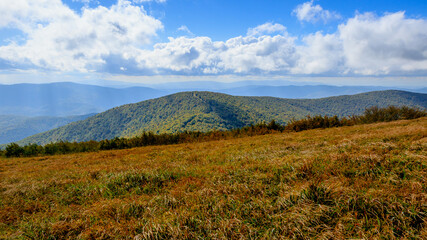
[0,106,426,239]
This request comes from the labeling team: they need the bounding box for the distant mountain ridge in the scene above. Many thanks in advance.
[0,114,95,145]
[1,82,425,117]
[217,85,413,98]
[0,82,167,116]
[17,90,427,145]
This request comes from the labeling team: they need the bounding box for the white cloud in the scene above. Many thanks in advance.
[339,12,427,75]
[0,0,162,72]
[132,32,297,75]
[247,23,286,36]
[0,2,426,78]
[72,0,95,4]
[0,0,75,32]
[177,25,194,36]
[133,12,427,76]
[292,32,343,74]
[133,0,166,3]
[292,12,427,75]
[293,0,341,24]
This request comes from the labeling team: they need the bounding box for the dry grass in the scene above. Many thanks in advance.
[1,118,426,239]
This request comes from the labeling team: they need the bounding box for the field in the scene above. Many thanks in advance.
[1,117,426,239]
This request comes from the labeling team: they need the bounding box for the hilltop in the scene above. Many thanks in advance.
[18,90,427,145]
[1,118,426,238]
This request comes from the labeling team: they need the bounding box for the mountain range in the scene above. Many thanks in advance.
[0,82,167,117]
[16,90,427,145]
[1,82,426,117]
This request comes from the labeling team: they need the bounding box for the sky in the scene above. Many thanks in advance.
[0,0,426,87]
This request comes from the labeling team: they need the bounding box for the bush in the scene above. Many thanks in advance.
[5,143,24,157]
[357,106,426,124]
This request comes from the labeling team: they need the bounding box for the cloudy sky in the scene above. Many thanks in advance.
[0,0,426,86]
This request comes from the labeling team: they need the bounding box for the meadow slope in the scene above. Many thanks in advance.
[1,117,426,239]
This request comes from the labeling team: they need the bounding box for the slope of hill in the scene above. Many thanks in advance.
[1,118,426,239]
[17,90,426,145]
[0,82,167,116]
[0,114,95,145]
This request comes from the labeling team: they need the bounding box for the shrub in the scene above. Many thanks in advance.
[5,143,24,157]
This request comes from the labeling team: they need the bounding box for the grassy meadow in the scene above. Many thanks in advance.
[1,117,426,239]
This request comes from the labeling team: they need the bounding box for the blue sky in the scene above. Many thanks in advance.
[0,0,426,86]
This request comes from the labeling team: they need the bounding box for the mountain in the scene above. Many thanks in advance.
[0,82,167,116]
[143,81,427,96]
[17,90,426,145]
[144,80,321,91]
[0,114,95,144]
[217,85,397,98]
[2,82,425,117]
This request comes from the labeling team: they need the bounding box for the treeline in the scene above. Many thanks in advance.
[1,106,425,158]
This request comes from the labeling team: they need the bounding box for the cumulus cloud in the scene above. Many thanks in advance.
[292,32,343,74]
[0,0,162,71]
[0,0,75,32]
[339,12,427,75]
[293,0,341,24]
[131,32,297,75]
[292,11,427,75]
[132,12,427,76]
[0,1,426,77]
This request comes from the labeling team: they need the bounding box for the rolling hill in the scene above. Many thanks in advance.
[17,90,426,145]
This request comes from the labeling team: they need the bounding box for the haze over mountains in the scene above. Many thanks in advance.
[17,90,427,145]
[0,114,95,145]
[0,82,167,117]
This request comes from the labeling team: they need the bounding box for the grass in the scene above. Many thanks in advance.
[0,117,426,239]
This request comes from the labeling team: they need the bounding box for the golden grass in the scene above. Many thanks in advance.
[1,118,426,239]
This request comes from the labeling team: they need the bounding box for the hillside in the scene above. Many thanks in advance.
[0,114,95,145]
[0,82,167,116]
[1,118,426,239]
[18,90,427,145]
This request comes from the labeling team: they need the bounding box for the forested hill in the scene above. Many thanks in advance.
[18,90,426,145]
